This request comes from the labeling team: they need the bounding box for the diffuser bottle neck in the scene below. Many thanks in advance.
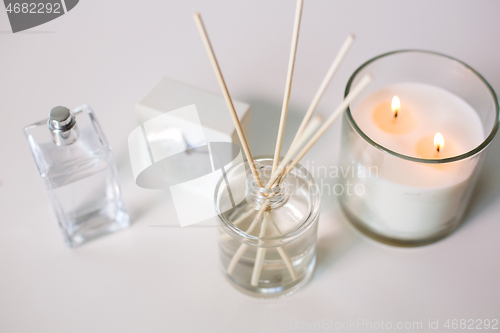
[246,166,290,210]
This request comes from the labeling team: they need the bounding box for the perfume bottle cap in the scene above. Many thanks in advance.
[48,106,79,145]
[48,106,76,131]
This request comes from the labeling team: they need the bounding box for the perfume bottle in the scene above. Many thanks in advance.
[215,157,320,297]
[24,105,130,247]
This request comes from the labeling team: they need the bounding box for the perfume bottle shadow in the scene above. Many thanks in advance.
[113,149,172,225]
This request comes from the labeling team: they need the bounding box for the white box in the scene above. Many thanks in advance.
[130,78,251,226]
[135,77,251,146]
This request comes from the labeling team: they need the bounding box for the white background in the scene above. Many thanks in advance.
[1,1,500,332]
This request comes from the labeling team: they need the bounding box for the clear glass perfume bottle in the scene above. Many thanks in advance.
[215,157,320,298]
[24,105,130,247]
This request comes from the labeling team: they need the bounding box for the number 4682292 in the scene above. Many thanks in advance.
[5,2,61,14]
[444,319,499,330]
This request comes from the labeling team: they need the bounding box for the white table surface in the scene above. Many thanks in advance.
[1,1,500,332]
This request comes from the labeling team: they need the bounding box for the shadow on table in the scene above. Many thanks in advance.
[460,135,500,228]
[314,200,363,279]
[242,96,308,157]
[113,148,169,225]
[243,96,363,275]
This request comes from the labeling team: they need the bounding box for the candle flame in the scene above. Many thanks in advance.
[391,96,400,118]
[434,132,444,152]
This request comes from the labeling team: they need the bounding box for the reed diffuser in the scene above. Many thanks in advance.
[194,1,372,297]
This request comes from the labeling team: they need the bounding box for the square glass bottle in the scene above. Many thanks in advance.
[24,105,130,247]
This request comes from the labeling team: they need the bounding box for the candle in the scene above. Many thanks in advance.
[354,83,484,159]
[341,82,485,240]
[337,53,500,249]
[372,95,417,134]
[416,132,451,159]
[339,51,498,246]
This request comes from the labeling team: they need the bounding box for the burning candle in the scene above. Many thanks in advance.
[392,96,400,117]
[434,132,444,152]
[354,83,484,159]
[372,95,417,134]
[343,83,484,240]
[338,51,499,245]
[416,132,455,160]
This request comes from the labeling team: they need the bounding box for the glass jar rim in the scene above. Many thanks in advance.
[344,49,500,164]
[214,156,321,243]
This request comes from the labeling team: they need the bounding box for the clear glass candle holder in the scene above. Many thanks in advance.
[339,50,499,246]
[215,157,320,298]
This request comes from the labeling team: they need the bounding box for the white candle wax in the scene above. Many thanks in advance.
[343,83,485,239]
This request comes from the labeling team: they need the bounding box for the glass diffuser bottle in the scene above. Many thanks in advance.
[215,157,320,298]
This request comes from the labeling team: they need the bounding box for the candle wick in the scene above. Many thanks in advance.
[436,146,440,153]
[394,111,398,118]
